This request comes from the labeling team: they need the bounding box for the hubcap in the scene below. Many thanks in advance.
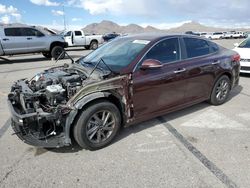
[216,79,229,101]
[86,110,115,144]
[92,43,97,49]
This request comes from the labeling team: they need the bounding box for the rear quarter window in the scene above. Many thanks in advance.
[207,41,219,53]
[74,31,82,36]
[184,37,210,58]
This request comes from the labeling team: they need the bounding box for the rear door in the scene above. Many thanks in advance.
[180,37,220,102]
[73,31,85,45]
[21,28,46,52]
[1,27,28,54]
[132,37,188,119]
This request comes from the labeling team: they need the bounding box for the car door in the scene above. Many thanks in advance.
[21,28,46,52]
[1,27,28,54]
[132,37,188,119]
[180,37,220,102]
[73,31,85,45]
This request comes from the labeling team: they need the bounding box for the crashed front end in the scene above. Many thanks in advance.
[7,65,85,147]
[8,65,87,147]
[7,65,131,148]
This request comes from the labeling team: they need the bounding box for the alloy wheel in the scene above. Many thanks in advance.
[86,110,115,144]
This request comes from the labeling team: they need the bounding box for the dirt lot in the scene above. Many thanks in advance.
[0,39,249,188]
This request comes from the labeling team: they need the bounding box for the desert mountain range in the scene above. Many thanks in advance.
[83,20,250,34]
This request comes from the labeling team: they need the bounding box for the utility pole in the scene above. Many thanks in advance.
[63,5,66,31]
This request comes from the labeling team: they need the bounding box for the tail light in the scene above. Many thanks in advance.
[232,54,240,62]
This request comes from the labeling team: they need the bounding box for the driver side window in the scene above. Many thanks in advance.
[144,38,180,63]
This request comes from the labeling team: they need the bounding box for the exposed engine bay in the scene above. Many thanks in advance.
[7,64,106,147]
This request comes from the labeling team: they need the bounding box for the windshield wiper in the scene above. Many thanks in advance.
[99,58,115,74]
[87,58,115,79]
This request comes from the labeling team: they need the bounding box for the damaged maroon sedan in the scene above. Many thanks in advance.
[8,34,240,150]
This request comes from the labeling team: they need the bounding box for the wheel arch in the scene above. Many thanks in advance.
[65,91,125,145]
[50,41,65,51]
[209,71,233,98]
[90,39,98,44]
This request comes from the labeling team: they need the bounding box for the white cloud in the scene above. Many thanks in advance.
[1,15,10,24]
[51,10,64,16]
[30,0,60,6]
[0,4,19,14]
[81,0,122,15]
[72,17,82,22]
[0,4,22,23]
[69,0,250,27]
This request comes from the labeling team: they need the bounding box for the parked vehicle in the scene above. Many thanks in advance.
[224,31,246,39]
[8,34,240,150]
[102,33,120,42]
[63,30,104,50]
[185,31,200,36]
[0,26,67,59]
[233,37,250,73]
[200,32,213,39]
[210,32,224,40]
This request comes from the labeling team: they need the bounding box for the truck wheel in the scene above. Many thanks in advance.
[42,52,52,59]
[51,46,65,59]
[90,41,98,50]
[209,75,231,105]
[73,100,121,150]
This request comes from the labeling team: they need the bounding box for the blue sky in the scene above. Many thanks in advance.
[1,0,250,30]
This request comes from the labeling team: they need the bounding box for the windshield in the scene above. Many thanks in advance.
[239,38,250,48]
[81,38,150,72]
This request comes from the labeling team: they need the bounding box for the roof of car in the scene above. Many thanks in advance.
[120,33,203,41]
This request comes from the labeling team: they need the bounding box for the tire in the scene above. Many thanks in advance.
[51,46,65,59]
[73,100,121,150]
[90,41,98,50]
[42,52,52,59]
[209,75,231,105]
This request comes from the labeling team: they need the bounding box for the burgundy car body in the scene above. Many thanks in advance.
[8,34,240,148]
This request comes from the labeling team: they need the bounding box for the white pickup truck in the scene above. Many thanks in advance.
[0,25,67,59]
[63,30,104,50]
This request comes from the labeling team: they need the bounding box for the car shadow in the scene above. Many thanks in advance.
[240,73,250,78]
[48,85,243,153]
[65,48,88,52]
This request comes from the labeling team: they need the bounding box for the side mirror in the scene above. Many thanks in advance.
[141,59,163,70]
[234,43,239,47]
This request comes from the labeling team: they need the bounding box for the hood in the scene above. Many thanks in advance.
[233,47,250,59]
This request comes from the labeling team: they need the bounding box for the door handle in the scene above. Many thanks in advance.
[174,68,186,74]
[2,38,9,41]
[27,37,32,40]
[212,60,220,65]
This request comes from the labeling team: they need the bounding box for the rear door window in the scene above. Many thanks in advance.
[145,38,180,63]
[22,28,44,37]
[183,38,210,58]
[4,28,22,36]
[74,31,82,36]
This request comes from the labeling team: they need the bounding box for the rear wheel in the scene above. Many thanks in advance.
[51,46,65,59]
[73,100,121,150]
[209,75,231,105]
[90,41,98,50]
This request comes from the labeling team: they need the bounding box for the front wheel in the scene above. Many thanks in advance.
[51,46,65,59]
[209,75,231,105]
[73,100,121,150]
